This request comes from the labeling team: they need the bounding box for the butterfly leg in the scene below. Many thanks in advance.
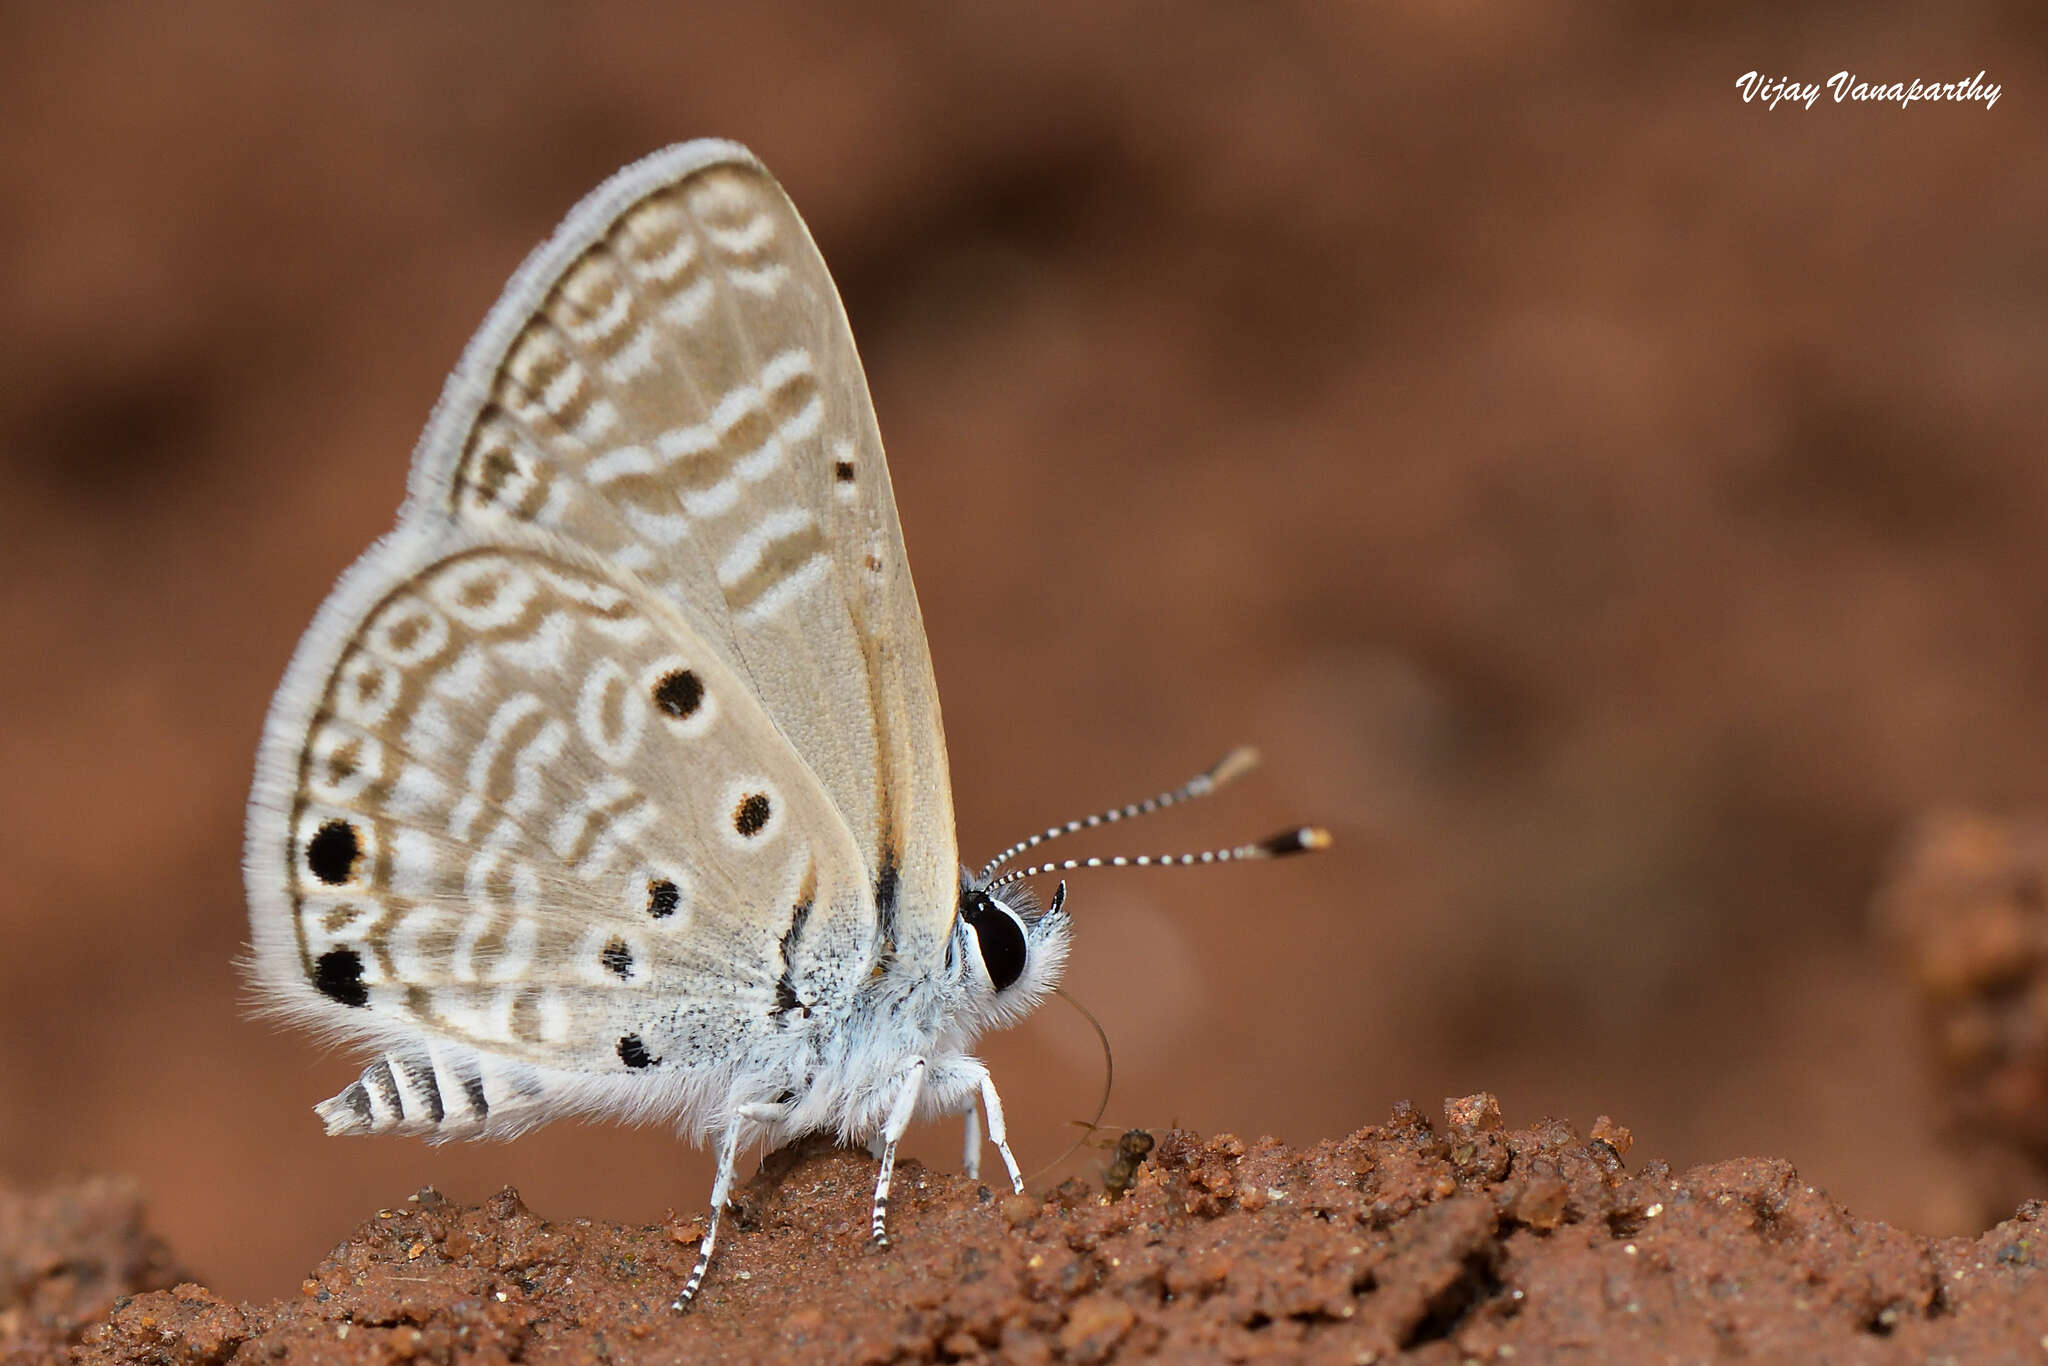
[961,1101,983,1181]
[977,1068,1026,1194]
[673,1122,743,1310]
[929,1057,1024,1194]
[870,1056,927,1247]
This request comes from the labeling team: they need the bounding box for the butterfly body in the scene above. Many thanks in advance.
[248,512,1064,1139]
[246,139,1310,1305]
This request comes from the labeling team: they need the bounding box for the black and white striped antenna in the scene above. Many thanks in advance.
[979,747,1331,896]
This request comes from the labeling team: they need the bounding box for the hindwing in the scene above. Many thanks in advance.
[246,526,877,1079]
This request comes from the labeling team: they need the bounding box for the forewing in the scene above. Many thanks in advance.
[405,141,956,963]
[245,525,877,1081]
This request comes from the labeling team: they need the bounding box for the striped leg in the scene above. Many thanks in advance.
[979,1069,1025,1194]
[871,1057,926,1247]
[961,1101,983,1181]
[673,1123,742,1310]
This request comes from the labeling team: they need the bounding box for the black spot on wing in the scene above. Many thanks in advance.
[653,669,703,718]
[647,878,680,918]
[600,936,633,980]
[313,948,369,1007]
[617,1034,658,1069]
[462,1075,489,1119]
[307,820,360,885]
[733,792,772,837]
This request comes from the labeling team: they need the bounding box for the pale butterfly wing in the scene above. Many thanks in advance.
[403,141,956,964]
[246,524,878,1136]
[246,139,1317,1302]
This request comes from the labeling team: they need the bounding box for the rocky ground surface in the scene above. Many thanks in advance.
[1879,810,2048,1227]
[7,1096,2042,1364]
[0,1180,184,1366]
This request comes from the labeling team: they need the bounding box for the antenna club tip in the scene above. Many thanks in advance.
[1206,746,1262,789]
[1259,826,1333,856]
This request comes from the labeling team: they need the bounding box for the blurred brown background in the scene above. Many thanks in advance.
[3,2,2042,1301]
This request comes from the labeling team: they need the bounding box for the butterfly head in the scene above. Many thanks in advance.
[947,748,1330,1035]
[953,873,1071,1030]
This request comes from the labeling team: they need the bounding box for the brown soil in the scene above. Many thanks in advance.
[27,1098,2043,1364]
[1878,812,2048,1224]
[0,1179,184,1366]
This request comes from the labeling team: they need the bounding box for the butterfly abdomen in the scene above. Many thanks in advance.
[317,1050,496,1139]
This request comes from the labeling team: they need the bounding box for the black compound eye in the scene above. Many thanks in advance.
[961,890,1028,992]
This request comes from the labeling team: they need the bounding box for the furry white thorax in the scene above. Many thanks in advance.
[712,881,1071,1153]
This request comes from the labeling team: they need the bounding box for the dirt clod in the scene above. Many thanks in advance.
[998,1193,1040,1229]
[1877,812,2048,1215]
[1589,1115,1633,1158]
[54,1102,2048,1362]
[1444,1092,1503,1133]
[1058,1292,1136,1362]
[0,1177,185,1364]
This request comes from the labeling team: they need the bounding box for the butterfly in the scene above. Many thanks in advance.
[243,139,1328,1307]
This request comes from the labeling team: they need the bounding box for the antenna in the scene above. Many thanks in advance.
[983,825,1331,896]
[978,746,1267,884]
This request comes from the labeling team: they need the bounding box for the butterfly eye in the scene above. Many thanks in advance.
[960,890,1028,992]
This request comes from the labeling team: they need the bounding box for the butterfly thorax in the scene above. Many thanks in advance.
[733,888,1070,1149]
